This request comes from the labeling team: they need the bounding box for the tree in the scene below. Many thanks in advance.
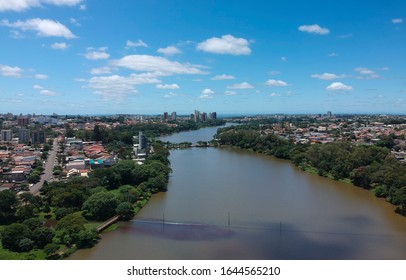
[56,212,86,245]
[82,192,119,220]
[0,189,19,218]
[1,223,31,252]
[32,227,55,248]
[76,229,99,249]
[116,202,135,221]
[16,204,37,221]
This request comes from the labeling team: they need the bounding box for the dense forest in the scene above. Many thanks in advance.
[216,125,406,216]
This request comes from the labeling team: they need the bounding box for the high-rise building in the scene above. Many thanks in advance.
[1,129,12,142]
[209,112,217,119]
[18,128,30,144]
[138,131,148,150]
[194,110,200,122]
[17,115,30,127]
[327,111,332,118]
[31,130,46,144]
[171,112,177,120]
[201,112,207,121]
[163,112,169,121]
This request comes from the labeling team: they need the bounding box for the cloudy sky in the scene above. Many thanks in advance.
[0,0,405,115]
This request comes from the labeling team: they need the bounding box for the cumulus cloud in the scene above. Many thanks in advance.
[84,47,110,60]
[126,39,148,48]
[0,65,23,77]
[35,74,48,79]
[157,46,181,56]
[326,82,353,91]
[86,73,161,99]
[298,24,330,35]
[33,85,43,90]
[51,42,69,50]
[197,34,251,55]
[111,54,207,76]
[265,79,288,86]
[392,18,403,24]
[227,82,253,89]
[156,84,180,89]
[225,91,236,96]
[311,73,345,80]
[1,18,76,39]
[0,0,83,12]
[211,74,235,80]
[270,93,281,97]
[200,88,214,99]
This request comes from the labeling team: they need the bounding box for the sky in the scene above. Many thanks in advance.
[0,0,405,115]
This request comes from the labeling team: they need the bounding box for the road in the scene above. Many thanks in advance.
[30,138,58,194]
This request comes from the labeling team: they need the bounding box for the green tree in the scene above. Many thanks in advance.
[1,223,31,252]
[116,202,135,221]
[32,227,55,248]
[82,192,119,220]
[0,189,19,218]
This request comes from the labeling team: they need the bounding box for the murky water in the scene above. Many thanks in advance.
[70,126,406,259]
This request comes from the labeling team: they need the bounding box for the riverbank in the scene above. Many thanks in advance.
[215,125,406,216]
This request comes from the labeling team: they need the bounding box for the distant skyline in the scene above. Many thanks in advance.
[0,0,405,115]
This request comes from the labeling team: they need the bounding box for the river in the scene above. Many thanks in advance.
[69,125,406,259]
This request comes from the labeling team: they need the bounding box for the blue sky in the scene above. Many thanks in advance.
[0,0,405,115]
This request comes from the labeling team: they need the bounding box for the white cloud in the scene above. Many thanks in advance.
[0,65,23,77]
[197,34,251,55]
[79,4,86,10]
[328,52,338,57]
[392,18,403,24]
[156,84,180,90]
[40,89,57,96]
[298,24,330,35]
[126,39,148,48]
[265,79,288,86]
[354,67,379,79]
[111,54,207,75]
[90,66,114,75]
[200,88,214,99]
[33,85,43,90]
[84,47,110,60]
[270,93,281,97]
[35,74,48,79]
[211,74,235,80]
[157,46,181,56]
[311,73,345,80]
[86,73,161,99]
[69,18,80,26]
[280,56,287,62]
[227,82,253,89]
[1,18,76,39]
[0,0,83,12]
[51,42,69,50]
[326,82,353,91]
[225,91,236,96]
[164,92,178,99]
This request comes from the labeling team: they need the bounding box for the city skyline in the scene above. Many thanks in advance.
[0,0,405,115]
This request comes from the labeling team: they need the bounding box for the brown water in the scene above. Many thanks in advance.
[69,126,406,259]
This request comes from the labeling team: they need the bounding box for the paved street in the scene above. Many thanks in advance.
[30,138,58,194]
